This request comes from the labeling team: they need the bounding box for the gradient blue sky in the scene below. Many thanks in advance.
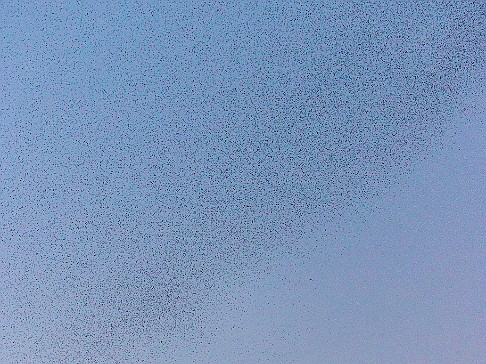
[1,1,485,363]
[160,78,486,364]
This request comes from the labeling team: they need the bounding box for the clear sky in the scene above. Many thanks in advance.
[1,1,484,363]
[160,77,486,364]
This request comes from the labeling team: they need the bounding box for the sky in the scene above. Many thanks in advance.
[160,76,486,364]
[0,1,485,363]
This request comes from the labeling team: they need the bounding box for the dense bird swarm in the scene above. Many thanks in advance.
[0,1,484,362]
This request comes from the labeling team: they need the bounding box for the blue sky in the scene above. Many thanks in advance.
[1,1,485,363]
[160,77,486,364]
